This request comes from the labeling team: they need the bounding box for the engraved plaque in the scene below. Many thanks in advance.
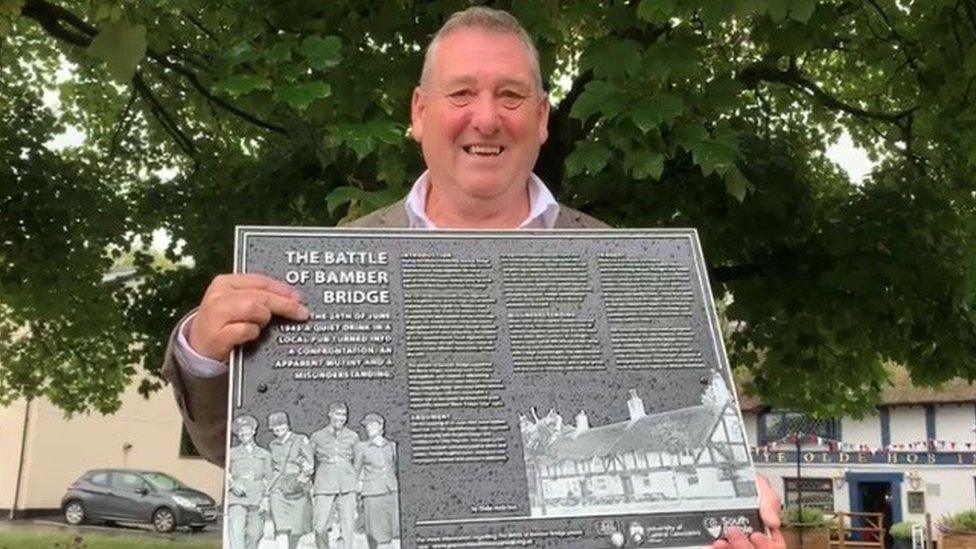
[224,227,761,548]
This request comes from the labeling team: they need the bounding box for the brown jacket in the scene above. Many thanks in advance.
[161,198,609,466]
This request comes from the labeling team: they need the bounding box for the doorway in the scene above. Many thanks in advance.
[858,482,893,545]
[846,472,903,546]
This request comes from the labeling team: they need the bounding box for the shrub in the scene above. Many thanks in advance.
[780,506,826,528]
[889,521,917,540]
[942,510,976,533]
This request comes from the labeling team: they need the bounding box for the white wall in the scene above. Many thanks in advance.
[842,415,882,448]
[889,406,927,445]
[935,404,976,445]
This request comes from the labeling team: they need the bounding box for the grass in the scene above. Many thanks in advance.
[0,529,220,549]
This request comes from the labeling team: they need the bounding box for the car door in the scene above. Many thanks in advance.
[107,471,154,521]
[77,471,114,521]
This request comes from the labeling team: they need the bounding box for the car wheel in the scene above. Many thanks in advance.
[63,500,86,525]
[152,507,176,533]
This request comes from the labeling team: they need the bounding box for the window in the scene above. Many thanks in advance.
[87,472,110,486]
[758,411,838,445]
[784,478,834,512]
[111,472,148,492]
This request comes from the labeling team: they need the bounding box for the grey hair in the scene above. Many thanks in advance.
[420,6,544,92]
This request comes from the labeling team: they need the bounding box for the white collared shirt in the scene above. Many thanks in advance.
[404,170,560,229]
[177,172,561,377]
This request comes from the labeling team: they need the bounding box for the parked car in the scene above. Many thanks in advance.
[61,469,218,532]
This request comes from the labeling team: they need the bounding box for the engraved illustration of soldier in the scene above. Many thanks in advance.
[309,402,360,549]
[267,411,313,549]
[356,413,400,549]
[226,415,272,549]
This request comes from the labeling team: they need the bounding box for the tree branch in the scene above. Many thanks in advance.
[184,13,219,43]
[108,88,137,159]
[133,72,198,156]
[146,49,287,135]
[864,0,921,74]
[738,62,916,124]
[535,70,593,197]
[20,0,287,137]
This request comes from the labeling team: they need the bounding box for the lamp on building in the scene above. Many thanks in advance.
[833,469,849,489]
[122,442,133,468]
[906,470,922,490]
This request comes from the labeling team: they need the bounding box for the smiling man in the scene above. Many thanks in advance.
[161,7,783,549]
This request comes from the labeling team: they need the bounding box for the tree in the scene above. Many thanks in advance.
[2,0,975,417]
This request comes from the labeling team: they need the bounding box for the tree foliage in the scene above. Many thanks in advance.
[2,0,975,417]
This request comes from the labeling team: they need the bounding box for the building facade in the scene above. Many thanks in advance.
[740,367,976,542]
[0,379,222,517]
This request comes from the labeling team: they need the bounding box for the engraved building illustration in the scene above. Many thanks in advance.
[520,372,756,517]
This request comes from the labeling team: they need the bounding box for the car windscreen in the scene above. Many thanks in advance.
[141,472,186,491]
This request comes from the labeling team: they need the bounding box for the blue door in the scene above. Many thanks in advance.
[846,472,902,545]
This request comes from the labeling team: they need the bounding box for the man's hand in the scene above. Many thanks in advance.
[188,273,309,362]
[713,474,786,549]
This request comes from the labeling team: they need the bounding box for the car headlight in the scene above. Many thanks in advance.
[172,495,197,509]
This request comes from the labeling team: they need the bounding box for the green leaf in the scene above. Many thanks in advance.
[700,0,736,28]
[0,0,24,38]
[724,166,753,202]
[377,152,406,186]
[360,188,402,214]
[582,39,642,79]
[628,94,684,132]
[300,35,342,70]
[565,142,612,177]
[692,131,740,176]
[625,151,666,180]
[637,0,676,23]
[645,35,701,80]
[788,0,816,23]
[274,82,331,110]
[701,78,744,111]
[217,74,271,98]
[86,20,147,83]
[326,186,400,217]
[325,186,363,216]
[671,123,707,151]
[226,41,262,65]
[367,119,404,145]
[265,42,293,63]
[569,81,627,122]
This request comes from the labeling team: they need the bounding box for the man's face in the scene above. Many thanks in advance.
[411,27,549,204]
[238,426,255,444]
[271,424,289,438]
[365,421,383,438]
[330,409,347,428]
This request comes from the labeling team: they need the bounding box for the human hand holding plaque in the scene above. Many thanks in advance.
[187,273,310,362]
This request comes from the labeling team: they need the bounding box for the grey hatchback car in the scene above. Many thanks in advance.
[61,469,218,532]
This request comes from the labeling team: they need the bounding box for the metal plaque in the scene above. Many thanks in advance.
[224,227,761,549]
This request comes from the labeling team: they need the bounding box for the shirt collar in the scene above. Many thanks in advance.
[403,171,559,229]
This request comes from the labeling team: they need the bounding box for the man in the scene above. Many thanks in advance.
[356,413,399,549]
[266,411,313,549]
[309,402,359,549]
[226,415,271,549]
[161,7,783,548]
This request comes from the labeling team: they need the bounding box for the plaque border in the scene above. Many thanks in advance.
[225,226,759,549]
